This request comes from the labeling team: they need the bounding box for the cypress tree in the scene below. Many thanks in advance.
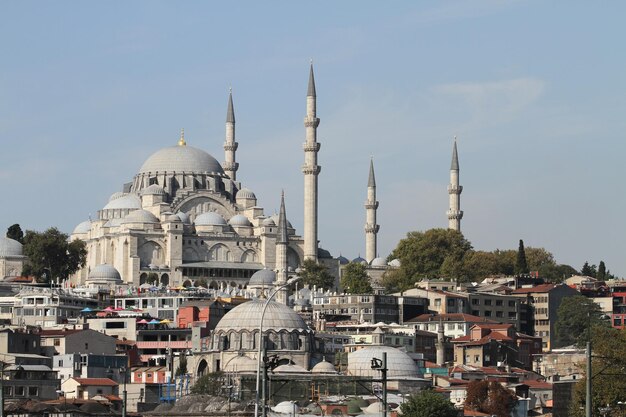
[597,261,606,280]
[515,239,529,275]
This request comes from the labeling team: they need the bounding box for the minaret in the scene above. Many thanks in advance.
[275,191,289,304]
[223,89,239,180]
[365,158,379,264]
[302,63,321,261]
[447,138,463,231]
[436,319,445,366]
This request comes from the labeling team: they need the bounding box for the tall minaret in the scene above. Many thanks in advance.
[223,89,239,181]
[275,191,289,304]
[436,319,445,366]
[302,63,321,261]
[365,158,379,264]
[447,138,463,231]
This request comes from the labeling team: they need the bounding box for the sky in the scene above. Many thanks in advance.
[1,1,625,277]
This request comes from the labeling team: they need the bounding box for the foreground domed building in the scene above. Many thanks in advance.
[0,237,25,279]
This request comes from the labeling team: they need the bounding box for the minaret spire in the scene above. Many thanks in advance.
[275,190,289,304]
[365,158,379,264]
[223,89,239,181]
[302,63,321,261]
[178,128,186,146]
[447,137,463,231]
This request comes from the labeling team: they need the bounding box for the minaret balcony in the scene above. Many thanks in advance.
[364,201,379,210]
[365,224,380,233]
[448,185,463,194]
[301,164,321,175]
[447,210,464,220]
[222,161,239,171]
[304,117,320,128]
[302,143,321,152]
[223,142,239,152]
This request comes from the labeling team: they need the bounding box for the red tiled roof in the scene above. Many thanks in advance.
[511,284,556,294]
[473,323,513,330]
[73,378,118,386]
[524,380,553,390]
[464,409,491,416]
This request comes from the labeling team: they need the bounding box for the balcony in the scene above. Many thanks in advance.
[135,341,192,349]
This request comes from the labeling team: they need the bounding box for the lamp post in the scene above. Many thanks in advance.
[120,366,128,417]
[254,276,301,417]
[56,390,75,417]
[0,362,5,417]
[371,353,388,417]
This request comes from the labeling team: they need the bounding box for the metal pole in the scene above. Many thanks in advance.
[122,367,127,417]
[262,341,267,417]
[0,366,4,417]
[586,340,592,417]
[382,352,387,417]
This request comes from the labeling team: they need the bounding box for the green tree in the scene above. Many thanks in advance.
[515,239,529,275]
[22,228,87,283]
[554,295,609,348]
[191,371,224,395]
[462,250,501,282]
[538,263,578,283]
[340,263,373,294]
[6,224,24,244]
[175,354,188,376]
[581,261,597,278]
[300,259,335,290]
[597,261,607,281]
[465,380,517,417]
[147,273,159,285]
[400,389,457,417]
[383,228,473,292]
[570,326,626,417]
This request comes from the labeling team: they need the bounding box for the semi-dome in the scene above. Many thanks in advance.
[0,237,23,257]
[261,217,276,227]
[249,269,275,286]
[236,188,256,200]
[176,212,190,224]
[108,192,127,201]
[215,299,308,332]
[273,364,309,374]
[72,220,92,235]
[195,212,227,226]
[347,346,421,378]
[138,145,224,175]
[122,210,160,224]
[87,264,122,283]
[370,257,387,267]
[103,194,142,210]
[312,360,337,374]
[229,214,251,227]
[223,355,257,373]
[141,184,166,196]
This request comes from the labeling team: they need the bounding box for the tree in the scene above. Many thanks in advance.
[383,228,473,292]
[581,261,597,278]
[175,354,188,376]
[570,326,626,417]
[465,380,517,417]
[597,261,607,281]
[6,224,24,243]
[515,239,529,275]
[538,263,578,283]
[22,228,87,283]
[554,295,609,348]
[191,371,224,395]
[340,263,373,294]
[400,389,457,417]
[300,259,335,290]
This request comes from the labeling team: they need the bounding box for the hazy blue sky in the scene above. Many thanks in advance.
[1,1,625,276]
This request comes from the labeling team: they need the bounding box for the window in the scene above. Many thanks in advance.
[484,299,492,306]
[28,387,38,396]
[84,343,88,350]
[447,299,455,306]
[472,299,479,305]
[434,299,441,307]
[484,311,492,317]
[496,311,503,317]
[496,300,503,306]
[15,387,25,397]
[509,300,516,307]
[58,360,63,367]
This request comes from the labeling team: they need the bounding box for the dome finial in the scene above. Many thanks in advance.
[178,128,186,146]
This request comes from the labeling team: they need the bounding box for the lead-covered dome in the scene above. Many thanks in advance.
[195,212,227,226]
[138,145,224,175]
[72,220,92,235]
[87,264,122,284]
[103,194,142,210]
[347,346,421,378]
[371,257,387,267]
[248,269,276,286]
[0,237,23,257]
[229,214,251,227]
[122,210,160,224]
[215,299,308,332]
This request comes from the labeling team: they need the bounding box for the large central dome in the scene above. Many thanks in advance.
[138,145,224,175]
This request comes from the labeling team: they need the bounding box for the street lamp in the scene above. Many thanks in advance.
[56,390,75,417]
[0,361,5,417]
[120,366,128,417]
[254,276,301,417]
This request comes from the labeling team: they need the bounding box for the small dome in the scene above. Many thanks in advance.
[273,402,300,414]
[166,214,181,222]
[138,145,224,175]
[236,188,256,200]
[388,259,401,267]
[108,192,127,202]
[371,257,387,267]
[270,214,293,228]
[87,264,122,283]
[141,184,166,196]
[229,214,251,227]
[0,237,23,257]
[176,212,190,224]
[215,299,308,332]
[312,360,336,374]
[273,364,309,374]
[122,210,160,224]
[318,247,332,259]
[262,217,276,227]
[249,269,275,286]
[223,355,257,373]
[103,194,142,210]
[72,220,92,235]
[195,212,227,226]
[352,256,367,265]
[347,346,421,378]
[337,255,349,265]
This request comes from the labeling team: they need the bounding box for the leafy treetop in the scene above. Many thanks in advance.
[340,262,373,294]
